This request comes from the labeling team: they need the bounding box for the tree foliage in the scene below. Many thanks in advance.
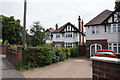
[1,15,23,44]
[27,21,45,47]
[115,1,120,9]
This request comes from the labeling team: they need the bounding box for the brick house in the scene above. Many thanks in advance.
[45,16,85,47]
[85,6,120,57]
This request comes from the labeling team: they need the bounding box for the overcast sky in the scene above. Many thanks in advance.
[1,0,116,31]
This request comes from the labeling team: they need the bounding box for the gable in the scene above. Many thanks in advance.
[53,22,79,33]
[85,10,112,27]
[102,7,120,24]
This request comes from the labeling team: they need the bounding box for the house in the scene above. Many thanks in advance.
[45,27,54,44]
[84,6,120,57]
[45,16,85,47]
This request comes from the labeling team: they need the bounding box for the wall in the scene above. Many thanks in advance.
[86,39,108,58]
[85,25,120,43]
[6,47,22,66]
[91,57,120,80]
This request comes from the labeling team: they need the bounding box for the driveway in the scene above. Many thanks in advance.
[22,57,92,78]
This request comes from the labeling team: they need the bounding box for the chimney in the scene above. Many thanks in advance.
[78,16,81,31]
[43,28,45,32]
[56,24,58,30]
[82,20,84,45]
[78,16,82,46]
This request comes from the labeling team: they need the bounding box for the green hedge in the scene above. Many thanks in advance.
[15,45,79,71]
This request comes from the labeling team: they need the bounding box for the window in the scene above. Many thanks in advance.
[113,27,116,32]
[91,26,99,34]
[113,47,117,53]
[65,43,72,47]
[62,33,64,37]
[68,26,70,31]
[55,44,61,47]
[109,47,112,50]
[56,35,60,38]
[92,26,95,34]
[118,23,120,26]
[118,27,120,32]
[66,33,72,37]
[76,33,77,37]
[96,27,99,33]
[108,26,111,32]
[113,24,116,26]
[118,47,120,53]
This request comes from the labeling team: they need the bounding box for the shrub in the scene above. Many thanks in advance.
[16,45,80,71]
[70,46,79,57]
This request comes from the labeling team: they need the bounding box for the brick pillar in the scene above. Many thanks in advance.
[17,47,22,64]
[2,45,6,54]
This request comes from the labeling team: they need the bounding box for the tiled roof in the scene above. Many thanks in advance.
[85,9,112,26]
[49,27,54,32]
[53,22,79,33]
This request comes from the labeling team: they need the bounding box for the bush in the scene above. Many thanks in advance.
[16,45,79,71]
[70,46,79,57]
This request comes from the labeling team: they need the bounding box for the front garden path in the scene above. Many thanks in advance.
[22,57,92,78]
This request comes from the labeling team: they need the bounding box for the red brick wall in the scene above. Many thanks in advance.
[86,39,108,58]
[92,60,120,80]
[6,47,22,66]
[52,42,64,47]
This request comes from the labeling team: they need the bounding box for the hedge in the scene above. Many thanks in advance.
[15,45,79,71]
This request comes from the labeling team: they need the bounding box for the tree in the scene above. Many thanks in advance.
[115,1,120,9]
[1,15,23,44]
[27,21,45,47]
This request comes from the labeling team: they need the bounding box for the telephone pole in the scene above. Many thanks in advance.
[23,0,27,47]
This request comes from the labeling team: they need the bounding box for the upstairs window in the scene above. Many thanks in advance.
[108,25,111,32]
[92,26,95,34]
[68,26,70,31]
[91,26,99,34]
[56,34,60,38]
[66,33,72,37]
[113,27,116,32]
[96,27,99,33]
[118,27,120,32]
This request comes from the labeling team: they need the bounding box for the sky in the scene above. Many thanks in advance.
[0,0,116,32]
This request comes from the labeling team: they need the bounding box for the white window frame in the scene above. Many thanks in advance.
[113,27,116,32]
[56,34,60,38]
[108,43,120,54]
[91,26,99,34]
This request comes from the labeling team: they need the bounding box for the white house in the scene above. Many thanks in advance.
[45,16,85,47]
[45,27,54,44]
[85,5,120,57]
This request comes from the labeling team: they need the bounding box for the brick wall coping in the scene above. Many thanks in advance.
[91,56,120,64]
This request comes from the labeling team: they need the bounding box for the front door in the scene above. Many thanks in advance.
[90,44,102,57]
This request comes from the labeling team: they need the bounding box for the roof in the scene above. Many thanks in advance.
[49,27,54,32]
[53,22,79,33]
[85,9,112,26]
[45,27,54,33]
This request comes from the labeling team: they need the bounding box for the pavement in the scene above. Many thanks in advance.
[1,55,25,79]
[22,57,92,78]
